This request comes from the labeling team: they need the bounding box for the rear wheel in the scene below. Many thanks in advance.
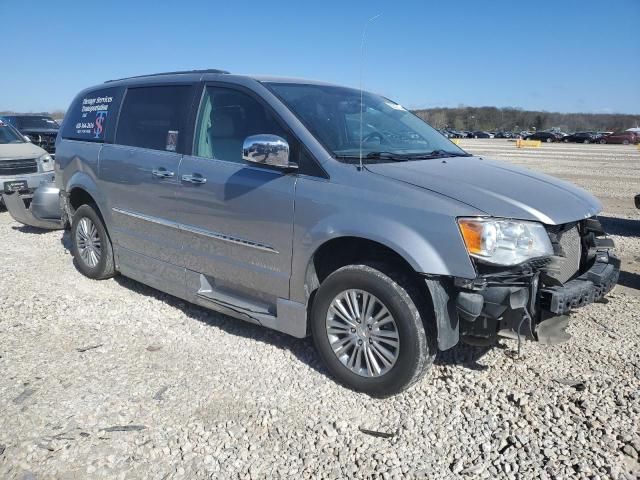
[546,137,553,143]
[71,204,115,280]
[311,264,435,397]
[583,139,590,144]
[623,139,630,145]
[599,139,607,144]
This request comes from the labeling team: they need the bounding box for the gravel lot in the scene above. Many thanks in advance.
[1,140,639,479]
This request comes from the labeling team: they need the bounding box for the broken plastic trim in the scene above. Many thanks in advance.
[2,191,64,230]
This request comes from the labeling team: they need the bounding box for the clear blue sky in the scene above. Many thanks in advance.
[1,0,638,114]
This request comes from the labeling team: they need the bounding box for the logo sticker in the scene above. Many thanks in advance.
[94,111,108,138]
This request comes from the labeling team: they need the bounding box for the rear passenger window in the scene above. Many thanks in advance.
[116,85,191,152]
[61,87,123,142]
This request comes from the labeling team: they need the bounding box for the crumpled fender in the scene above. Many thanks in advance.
[425,277,460,350]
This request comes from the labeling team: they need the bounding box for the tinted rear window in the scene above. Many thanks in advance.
[61,87,123,142]
[115,85,192,152]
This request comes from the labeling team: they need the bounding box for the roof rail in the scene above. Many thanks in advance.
[105,69,230,83]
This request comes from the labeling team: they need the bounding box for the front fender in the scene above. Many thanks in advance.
[290,210,476,304]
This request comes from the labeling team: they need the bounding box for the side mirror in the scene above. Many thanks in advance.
[242,134,297,170]
[23,135,32,142]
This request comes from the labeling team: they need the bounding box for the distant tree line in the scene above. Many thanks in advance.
[412,106,640,133]
[3,107,639,134]
[0,110,66,119]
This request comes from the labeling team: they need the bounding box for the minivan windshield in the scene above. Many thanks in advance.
[0,123,26,144]
[16,116,59,130]
[266,83,468,162]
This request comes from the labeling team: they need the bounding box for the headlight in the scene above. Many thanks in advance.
[38,153,54,172]
[458,217,553,266]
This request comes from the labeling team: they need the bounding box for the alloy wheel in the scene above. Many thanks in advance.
[75,217,102,268]
[325,289,400,377]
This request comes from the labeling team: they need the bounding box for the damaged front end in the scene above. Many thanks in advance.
[428,217,619,349]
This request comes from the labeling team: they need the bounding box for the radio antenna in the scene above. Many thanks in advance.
[359,13,381,171]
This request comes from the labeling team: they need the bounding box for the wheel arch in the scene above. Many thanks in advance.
[64,172,110,224]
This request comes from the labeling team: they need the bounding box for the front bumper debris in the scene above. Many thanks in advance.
[540,255,619,315]
[429,217,619,350]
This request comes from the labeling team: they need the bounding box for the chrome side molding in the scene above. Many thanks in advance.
[112,207,279,254]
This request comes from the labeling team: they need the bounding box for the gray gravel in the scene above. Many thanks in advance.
[1,141,639,479]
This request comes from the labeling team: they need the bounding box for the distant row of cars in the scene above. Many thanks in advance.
[439,128,639,145]
[0,114,60,154]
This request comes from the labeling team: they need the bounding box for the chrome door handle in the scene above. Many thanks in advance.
[152,169,175,178]
[181,174,207,184]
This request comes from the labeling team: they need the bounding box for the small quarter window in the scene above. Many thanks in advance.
[116,85,191,152]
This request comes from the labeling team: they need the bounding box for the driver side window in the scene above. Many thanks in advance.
[194,86,288,163]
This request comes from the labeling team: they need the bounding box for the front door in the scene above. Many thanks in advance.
[177,85,297,303]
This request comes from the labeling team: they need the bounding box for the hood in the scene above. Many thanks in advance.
[20,128,58,135]
[366,156,601,225]
[0,142,48,160]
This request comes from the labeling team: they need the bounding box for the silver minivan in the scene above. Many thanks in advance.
[7,69,619,396]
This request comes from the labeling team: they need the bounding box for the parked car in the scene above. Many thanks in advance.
[0,114,59,155]
[599,131,638,145]
[5,70,619,396]
[494,131,515,139]
[562,132,599,144]
[635,194,640,209]
[472,131,492,138]
[0,120,55,208]
[525,131,562,143]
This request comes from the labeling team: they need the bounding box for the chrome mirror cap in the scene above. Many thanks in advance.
[242,134,296,170]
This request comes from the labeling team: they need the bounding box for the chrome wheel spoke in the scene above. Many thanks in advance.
[370,341,396,365]
[331,301,357,326]
[365,345,382,376]
[75,217,102,268]
[326,288,400,378]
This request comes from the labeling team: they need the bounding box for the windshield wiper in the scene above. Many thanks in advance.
[408,150,472,159]
[334,151,410,162]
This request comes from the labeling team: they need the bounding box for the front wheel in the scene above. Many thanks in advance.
[546,137,553,143]
[599,139,607,144]
[71,204,116,280]
[623,139,630,145]
[310,264,435,397]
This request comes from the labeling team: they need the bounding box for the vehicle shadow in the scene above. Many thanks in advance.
[433,342,505,371]
[110,273,491,382]
[618,270,640,290]
[112,275,328,378]
[11,225,56,235]
[60,229,73,250]
[598,216,640,238]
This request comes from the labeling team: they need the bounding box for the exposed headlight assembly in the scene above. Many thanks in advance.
[458,217,553,266]
[38,153,54,172]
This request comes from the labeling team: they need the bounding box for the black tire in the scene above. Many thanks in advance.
[623,140,629,145]
[563,138,569,143]
[546,137,553,143]
[310,264,435,397]
[599,139,607,144]
[70,204,116,280]
[583,139,590,144]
